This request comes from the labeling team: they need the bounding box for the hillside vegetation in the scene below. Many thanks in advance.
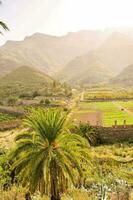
[0,66,54,98]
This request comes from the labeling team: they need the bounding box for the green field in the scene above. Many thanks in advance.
[73,101,133,126]
[84,88,133,100]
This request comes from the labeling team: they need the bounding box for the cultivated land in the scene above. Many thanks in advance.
[0,89,133,199]
[71,101,133,126]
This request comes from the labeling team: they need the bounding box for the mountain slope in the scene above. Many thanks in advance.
[76,62,113,84]
[57,32,133,84]
[111,64,133,86]
[0,30,106,76]
[96,32,133,72]
[57,51,113,85]
[0,66,54,97]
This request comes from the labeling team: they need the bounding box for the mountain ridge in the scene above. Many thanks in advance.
[56,31,133,85]
[0,30,106,77]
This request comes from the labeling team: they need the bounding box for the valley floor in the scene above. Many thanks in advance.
[71,100,133,126]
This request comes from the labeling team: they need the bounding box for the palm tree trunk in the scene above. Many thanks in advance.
[25,192,32,200]
[50,178,61,200]
[51,195,60,200]
[50,162,61,200]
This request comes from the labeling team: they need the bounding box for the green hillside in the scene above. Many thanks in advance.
[0,66,54,98]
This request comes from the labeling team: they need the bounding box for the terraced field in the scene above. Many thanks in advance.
[72,101,133,126]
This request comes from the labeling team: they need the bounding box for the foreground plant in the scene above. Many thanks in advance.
[10,108,90,200]
[0,21,9,33]
[74,122,98,146]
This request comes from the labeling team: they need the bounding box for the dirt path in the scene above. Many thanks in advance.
[80,91,85,101]
[87,111,102,126]
[113,102,133,117]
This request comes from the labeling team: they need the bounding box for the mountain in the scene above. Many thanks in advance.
[1,30,133,85]
[96,32,133,72]
[111,64,133,86]
[0,30,106,77]
[57,32,133,84]
[57,52,113,85]
[106,27,133,39]
[0,66,54,97]
[76,62,113,85]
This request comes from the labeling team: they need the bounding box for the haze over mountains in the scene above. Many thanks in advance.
[57,31,133,84]
[0,28,133,86]
[0,30,106,76]
[111,64,133,86]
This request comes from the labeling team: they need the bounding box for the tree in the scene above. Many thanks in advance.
[45,98,51,106]
[74,122,98,146]
[32,91,40,98]
[9,109,89,200]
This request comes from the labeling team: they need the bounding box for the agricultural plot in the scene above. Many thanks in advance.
[117,101,133,112]
[72,101,133,126]
[84,88,133,100]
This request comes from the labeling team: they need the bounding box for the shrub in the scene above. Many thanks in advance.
[45,99,51,105]
[73,122,99,146]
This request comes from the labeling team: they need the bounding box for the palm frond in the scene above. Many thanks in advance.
[0,21,9,33]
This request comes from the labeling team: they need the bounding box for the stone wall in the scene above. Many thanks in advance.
[0,120,21,131]
[0,119,133,143]
[95,125,133,144]
[0,106,25,117]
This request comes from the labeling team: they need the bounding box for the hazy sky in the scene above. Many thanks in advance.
[1,0,133,45]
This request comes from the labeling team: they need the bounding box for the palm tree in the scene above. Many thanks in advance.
[10,108,90,200]
[74,122,98,146]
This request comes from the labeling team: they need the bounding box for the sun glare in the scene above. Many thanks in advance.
[51,0,133,33]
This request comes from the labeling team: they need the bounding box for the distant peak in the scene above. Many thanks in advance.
[24,32,60,41]
[101,31,133,48]
[106,31,132,41]
[3,40,20,47]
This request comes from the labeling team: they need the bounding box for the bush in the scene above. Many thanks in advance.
[7,97,18,106]
[32,91,40,98]
[45,99,51,106]
[73,122,99,146]
[0,153,12,190]
[0,186,26,200]
[40,99,44,105]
